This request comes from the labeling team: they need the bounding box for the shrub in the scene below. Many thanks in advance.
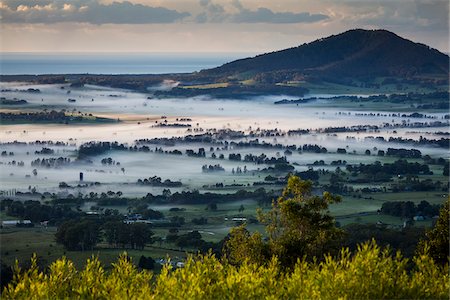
[2,242,449,299]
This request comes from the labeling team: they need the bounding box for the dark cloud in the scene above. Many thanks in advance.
[336,0,449,32]
[197,0,328,24]
[196,0,227,22]
[231,7,328,24]
[0,0,190,24]
[1,0,328,25]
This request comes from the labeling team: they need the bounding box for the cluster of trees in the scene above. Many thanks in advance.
[55,219,154,251]
[364,91,449,104]
[228,153,241,161]
[136,176,182,187]
[100,157,120,165]
[231,166,247,174]
[34,147,54,155]
[153,122,191,128]
[229,139,286,149]
[185,148,206,157]
[202,164,225,172]
[166,230,211,250]
[0,111,69,123]
[385,148,422,158]
[31,157,71,168]
[343,223,425,258]
[0,199,79,224]
[143,188,275,205]
[295,169,320,181]
[169,216,186,227]
[55,220,101,251]
[0,110,112,124]
[260,163,294,173]
[0,151,14,156]
[243,153,288,165]
[300,144,328,153]
[0,98,28,105]
[381,200,441,218]
[78,141,127,158]
[2,160,24,167]
[346,159,432,177]
[103,221,153,249]
[422,155,447,165]
[391,177,444,192]
[133,204,165,220]
[387,137,449,149]
[153,147,182,155]
[210,153,225,159]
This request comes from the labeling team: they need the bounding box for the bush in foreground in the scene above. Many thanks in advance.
[2,241,448,299]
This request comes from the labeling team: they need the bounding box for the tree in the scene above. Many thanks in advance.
[103,221,123,247]
[138,255,155,270]
[55,220,100,251]
[223,225,268,266]
[224,176,343,268]
[175,231,205,250]
[103,222,153,249]
[417,199,449,265]
[130,223,153,250]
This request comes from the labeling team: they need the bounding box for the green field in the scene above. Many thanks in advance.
[2,187,443,269]
[180,83,229,89]
[0,227,188,270]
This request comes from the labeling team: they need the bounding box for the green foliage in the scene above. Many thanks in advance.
[138,256,155,270]
[343,223,425,258]
[3,242,449,299]
[225,176,343,268]
[103,221,154,250]
[417,199,449,265]
[223,225,269,266]
[55,220,100,251]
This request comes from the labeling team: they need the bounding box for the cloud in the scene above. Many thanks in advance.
[232,7,329,24]
[196,0,227,22]
[197,0,329,24]
[329,0,449,32]
[0,0,190,24]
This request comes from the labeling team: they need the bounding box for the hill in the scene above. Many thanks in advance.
[201,29,449,83]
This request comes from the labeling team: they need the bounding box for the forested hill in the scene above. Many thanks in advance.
[201,29,449,80]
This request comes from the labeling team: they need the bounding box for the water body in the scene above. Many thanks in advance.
[0,52,254,75]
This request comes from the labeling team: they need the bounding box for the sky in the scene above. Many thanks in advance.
[0,0,449,54]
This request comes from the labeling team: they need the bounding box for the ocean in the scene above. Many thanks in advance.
[0,52,253,75]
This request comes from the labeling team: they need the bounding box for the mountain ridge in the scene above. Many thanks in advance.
[201,29,449,81]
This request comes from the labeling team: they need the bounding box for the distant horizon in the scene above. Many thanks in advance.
[0,52,251,75]
[0,51,257,55]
